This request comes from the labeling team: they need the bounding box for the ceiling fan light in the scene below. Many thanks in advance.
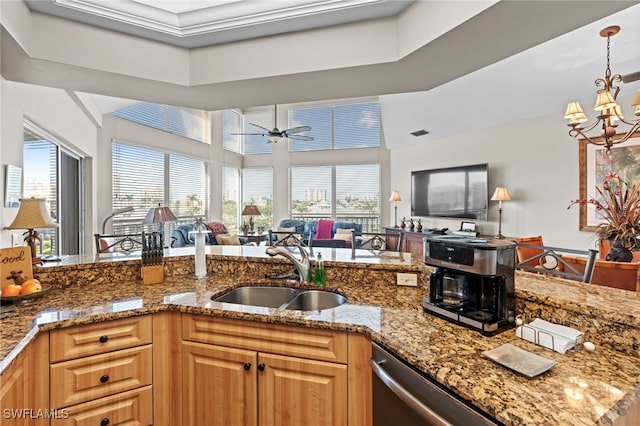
[594,90,617,111]
[268,134,283,143]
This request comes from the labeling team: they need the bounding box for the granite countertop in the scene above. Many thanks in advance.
[1,251,639,425]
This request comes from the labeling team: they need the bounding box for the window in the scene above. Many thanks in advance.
[111,142,207,236]
[222,109,241,153]
[23,121,83,256]
[114,102,210,143]
[222,166,240,233]
[289,101,380,152]
[242,168,273,231]
[243,108,273,155]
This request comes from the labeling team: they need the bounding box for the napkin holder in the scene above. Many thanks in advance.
[515,318,584,354]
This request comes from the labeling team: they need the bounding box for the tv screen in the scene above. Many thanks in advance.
[411,163,488,220]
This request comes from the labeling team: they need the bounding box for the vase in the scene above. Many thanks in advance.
[605,239,634,263]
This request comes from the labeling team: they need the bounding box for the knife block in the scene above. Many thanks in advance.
[142,264,164,285]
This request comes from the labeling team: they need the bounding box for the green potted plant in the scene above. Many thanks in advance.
[569,172,640,261]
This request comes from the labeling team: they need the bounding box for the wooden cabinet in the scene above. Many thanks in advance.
[384,228,426,257]
[49,315,153,426]
[182,316,353,426]
[0,333,49,425]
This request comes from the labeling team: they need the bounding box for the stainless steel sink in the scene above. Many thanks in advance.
[213,286,299,308]
[283,291,347,311]
[212,287,347,310]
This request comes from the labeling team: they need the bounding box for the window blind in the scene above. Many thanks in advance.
[290,166,332,218]
[242,167,273,229]
[243,108,273,155]
[223,109,241,153]
[336,164,380,231]
[170,155,206,218]
[222,166,240,233]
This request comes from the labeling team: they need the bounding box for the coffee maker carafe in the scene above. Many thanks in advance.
[423,235,515,335]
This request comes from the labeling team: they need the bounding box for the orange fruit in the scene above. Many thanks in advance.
[19,279,42,295]
[2,284,22,297]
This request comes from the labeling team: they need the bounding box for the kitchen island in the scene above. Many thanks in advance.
[1,245,639,425]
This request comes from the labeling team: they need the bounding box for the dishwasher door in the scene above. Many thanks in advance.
[371,343,499,426]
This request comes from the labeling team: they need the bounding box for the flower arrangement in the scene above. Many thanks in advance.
[569,172,640,249]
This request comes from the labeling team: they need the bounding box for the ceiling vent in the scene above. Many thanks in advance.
[409,129,430,137]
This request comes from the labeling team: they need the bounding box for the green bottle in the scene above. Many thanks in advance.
[313,253,326,286]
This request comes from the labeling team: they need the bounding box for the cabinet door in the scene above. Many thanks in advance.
[258,353,347,426]
[182,341,257,426]
[404,234,425,257]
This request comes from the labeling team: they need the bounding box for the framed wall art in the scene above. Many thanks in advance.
[578,134,640,232]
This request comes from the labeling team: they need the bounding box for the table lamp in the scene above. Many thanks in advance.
[491,187,512,239]
[388,190,402,228]
[4,198,57,264]
[241,205,261,233]
[143,204,177,245]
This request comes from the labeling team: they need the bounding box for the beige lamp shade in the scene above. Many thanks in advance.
[5,198,56,230]
[564,102,588,124]
[143,204,177,224]
[388,190,402,202]
[491,187,512,202]
[241,205,262,216]
[594,90,617,111]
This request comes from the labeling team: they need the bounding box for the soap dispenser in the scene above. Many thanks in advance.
[313,253,326,286]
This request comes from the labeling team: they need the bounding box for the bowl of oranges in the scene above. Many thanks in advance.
[0,278,51,305]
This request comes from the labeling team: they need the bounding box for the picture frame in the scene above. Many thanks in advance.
[578,134,640,232]
[4,164,22,208]
[460,221,476,232]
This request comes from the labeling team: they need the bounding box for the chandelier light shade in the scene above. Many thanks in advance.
[564,25,640,154]
[388,190,402,228]
[4,198,57,262]
[491,187,511,239]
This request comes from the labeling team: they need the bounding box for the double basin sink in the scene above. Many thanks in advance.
[213,286,347,311]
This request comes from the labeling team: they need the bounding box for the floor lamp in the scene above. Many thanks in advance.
[491,187,511,239]
[389,190,402,228]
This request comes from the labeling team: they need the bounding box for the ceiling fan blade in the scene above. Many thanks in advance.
[247,122,271,132]
[230,132,267,136]
[287,135,314,141]
[284,126,311,134]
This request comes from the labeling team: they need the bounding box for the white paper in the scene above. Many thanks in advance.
[194,232,206,277]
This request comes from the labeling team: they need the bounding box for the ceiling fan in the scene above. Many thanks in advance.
[232,105,313,143]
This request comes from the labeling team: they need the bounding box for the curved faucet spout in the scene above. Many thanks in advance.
[265,244,311,282]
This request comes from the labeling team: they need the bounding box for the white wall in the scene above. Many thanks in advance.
[0,80,99,250]
[389,112,598,251]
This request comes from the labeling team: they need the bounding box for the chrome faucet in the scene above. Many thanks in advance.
[266,244,311,282]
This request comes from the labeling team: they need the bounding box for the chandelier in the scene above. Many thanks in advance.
[564,25,640,154]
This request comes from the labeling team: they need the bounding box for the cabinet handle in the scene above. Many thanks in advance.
[100,374,109,383]
[258,363,265,371]
[243,363,251,371]
[100,418,110,426]
[99,335,109,343]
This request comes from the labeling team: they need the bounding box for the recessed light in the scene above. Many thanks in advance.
[409,129,430,137]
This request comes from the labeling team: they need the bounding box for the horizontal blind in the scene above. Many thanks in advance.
[114,102,209,143]
[291,166,332,217]
[170,155,206,218]
[334,102,380,149]
[223,166,240,233]
[243,108,273,155]
[223,109,241,153]
[289,105,332,151]
[243,167,273,230]
[112,142,164,224]
[336,164,380,231]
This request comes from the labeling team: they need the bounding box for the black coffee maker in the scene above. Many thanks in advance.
[422,235,516,335]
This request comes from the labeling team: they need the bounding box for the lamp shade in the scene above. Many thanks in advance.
[491,187,512,202]
[5,198,56,230]
[143,204,177,224]
[388,190,402,202]
[594,90,617,111]
[242,205,261,216]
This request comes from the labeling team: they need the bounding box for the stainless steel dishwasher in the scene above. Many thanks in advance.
[371,343,500,426]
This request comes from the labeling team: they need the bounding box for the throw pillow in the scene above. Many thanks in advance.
[206,222,228,234]
[217,234,242,245]
[334,228,354,246]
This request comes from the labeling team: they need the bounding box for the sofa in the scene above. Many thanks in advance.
[271,219,362,246]
[171,222,248,247]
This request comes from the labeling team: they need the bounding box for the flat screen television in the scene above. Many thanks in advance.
[411,163,488,220]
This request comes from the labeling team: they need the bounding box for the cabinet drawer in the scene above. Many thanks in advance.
[51,386,153,426]
[50,315,152,362]
[51,345,153,408]
[183,316,347,364]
